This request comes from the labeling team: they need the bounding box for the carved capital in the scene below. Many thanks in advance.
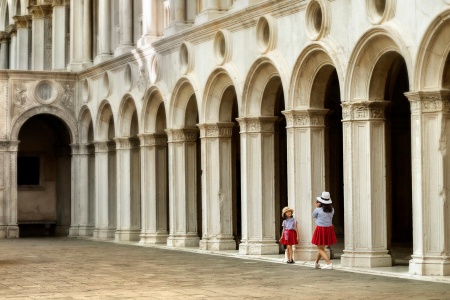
[341,101,388,121]
[29,5,53,18]
[114,137,140,150]
[71,143,94,155]
[0,140,20,152]
[282,109,328,128]
[0,31,10,43]
[166,128,199,143]
[93,141,116,153]
[138,133,168,147]
[13,16,29,28]
[405,90,450,114]
[6,24,17,35]
[236,117,278,133]
[198,122,234,138]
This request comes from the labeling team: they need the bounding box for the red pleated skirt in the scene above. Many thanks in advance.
[311,225,337,246]
[280,230,298,245]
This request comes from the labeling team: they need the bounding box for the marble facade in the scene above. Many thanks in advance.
[0,0,449,276]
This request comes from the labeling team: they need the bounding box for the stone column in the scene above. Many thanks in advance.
[13,16,30,70]
[95,0,113,64]
[115,0,134,56]
[340,101,391,268]
[198,123,236,250]
[405,91,450,276]
[82,0,92,68]
[93,141,116,239]
[236,117,279,255]
[140,0,161,46]
[0,32,10,69]
[75,144,95,237]
[138,133,169,244]
[114,137,141,241]
[69,144,81,237]
[67,0,83,71]
[29,5,53,70]
[52,0,67,70]
[0,141,20,238]
[282,109,328,260]
[6,25,16,70]
[166,128,200,247]
[164,0,190,35]
[196,0,227,24]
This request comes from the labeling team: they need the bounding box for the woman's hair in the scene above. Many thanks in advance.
[317,202,333,213]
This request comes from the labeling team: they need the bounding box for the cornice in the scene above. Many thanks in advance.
[78,52,139,80]
[152,0,307,54]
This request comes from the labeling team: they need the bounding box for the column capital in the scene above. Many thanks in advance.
[0,140,20,152]
[282,109,329,128]
[236,116,278,133]
[13,16,28,28]
[0,31,10,43]
[341,100,389,121]
[405,90,450,114]
[114,137,140,150]
[165,128,198,143]
[29,5,53,18]
[71,143,95,155]
[198,122,234,138]
[138,133,168,147]
[93,141,116,153]
[6,24,17,35]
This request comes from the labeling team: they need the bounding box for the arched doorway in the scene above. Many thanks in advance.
[380,54,412,265]
[17,114,72,236]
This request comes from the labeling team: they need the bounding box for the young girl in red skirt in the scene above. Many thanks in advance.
[279,207,299,264]
[311,191,337,270]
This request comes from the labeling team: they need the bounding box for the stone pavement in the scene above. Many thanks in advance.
[0,238,449,299]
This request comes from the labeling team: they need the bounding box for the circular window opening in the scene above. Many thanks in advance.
[180,43,188,70]
[374,0,386,16]
[313,5,323,32]
[262,21,270,46]
[256,16,276,54]
[36,81,54,101]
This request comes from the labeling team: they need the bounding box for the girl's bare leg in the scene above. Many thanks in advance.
[317,246,330,264]
[315,251,321,264]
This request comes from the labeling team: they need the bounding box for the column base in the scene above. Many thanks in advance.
[341,250,392,267]
[55,225,70,236]
[93,227,115,240]
[114,45,135,57]
[67,62,84,72]
[69,226,79,237]
[94,53,113,65]
[139,232,169,244]
[7,226,19,238]
[78,225,95,237]
[293,244,330,261]
[167,234,200,247]
[199,238,237,251]
[0,225,7,238]
[409,256,450,276]
[163,23,192,36]
[195,10,226,25]
[239,241,279,255]
[115,229,141,242]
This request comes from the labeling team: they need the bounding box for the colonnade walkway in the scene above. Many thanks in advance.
[0,238,449,299]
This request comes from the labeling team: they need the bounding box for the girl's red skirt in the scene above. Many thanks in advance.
[311,225,337,246]
[280,230,298,245]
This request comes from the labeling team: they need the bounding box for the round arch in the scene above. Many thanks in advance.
[11,106,78,143]
[414,9,450,90]
[202,65,243,122]
[142,86,167,133]
[96,100,115,141]
[289,40,345,109]
[78,105,94,144]
[117,94,139,137]
[168,75,201,128]
[241,55,289,117]
[345,25,414,102]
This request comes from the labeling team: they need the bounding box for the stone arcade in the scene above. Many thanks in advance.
[0,0,449,276]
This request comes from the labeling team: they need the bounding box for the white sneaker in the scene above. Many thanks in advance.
[314,263,320,269]
[322,263,333,270]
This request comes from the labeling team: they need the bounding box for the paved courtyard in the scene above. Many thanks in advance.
[0,238,449,299]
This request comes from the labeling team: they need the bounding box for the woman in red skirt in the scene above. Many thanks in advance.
[279,207,299,264]
[311,191,337,270]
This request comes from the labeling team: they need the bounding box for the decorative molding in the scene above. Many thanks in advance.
[283,109,328,128]
[61,84,75,110]
[198,123,235,138]
[166,129,199,143]
[341,101,388,121]
[138,133,168,147]
[405,91,450,114]
[236,117,279,133]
